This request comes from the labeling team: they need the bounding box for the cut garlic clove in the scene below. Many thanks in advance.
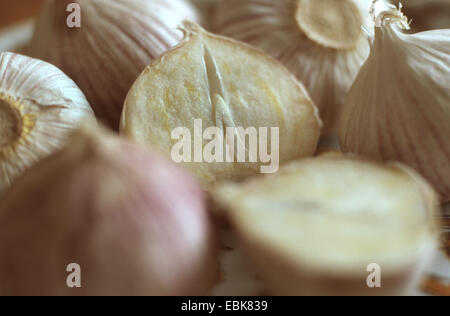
[213,155,439,296]
[211,0,371,134]
[29,0,200,129]
[0,52,94,194]
[121,22,321,187]
[0,123,218,296]
[339,4,450,202]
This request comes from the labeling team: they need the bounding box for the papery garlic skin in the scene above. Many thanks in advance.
[0,124,217,296]
[212,0,371,133]
[0,52,94,195]
[339,6,450,202]
[29,0,199,129]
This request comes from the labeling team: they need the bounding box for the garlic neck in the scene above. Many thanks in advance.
[372,1,410,30]
[0,98,23,151]
[295,0,363,50]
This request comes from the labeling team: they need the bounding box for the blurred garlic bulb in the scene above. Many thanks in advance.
[0,123,218,296]
[29,0,199,129]
[339,3,450,202]
[213,155,439,295]
[0,52,94,195]
[212,0,372,133]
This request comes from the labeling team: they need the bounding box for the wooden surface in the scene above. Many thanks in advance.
[0,0,44,28]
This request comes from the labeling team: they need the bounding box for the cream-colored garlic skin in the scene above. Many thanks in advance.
[0,52,94,195]
[29,0,199,129]
[212,0,371,133]
[0,124,217,296]
[339,6,450,202]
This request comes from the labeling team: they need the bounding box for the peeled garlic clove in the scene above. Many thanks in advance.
[29,0,199,129]
[0,123,217,296]
[121,22,321,187]
[214,156,439,296]
[339,4,450,202]
[0,52,94,194]
[211,0,371,133]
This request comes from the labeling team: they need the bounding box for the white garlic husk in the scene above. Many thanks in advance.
[0,123,218,296]
[212,0,372,133]
[339,4,450,202]
[0,51,94,195]
[29,0,200,129]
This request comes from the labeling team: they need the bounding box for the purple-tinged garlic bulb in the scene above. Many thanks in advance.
[0,123,218,296]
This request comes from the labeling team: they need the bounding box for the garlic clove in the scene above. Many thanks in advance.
[0,123,218,296]
[339,3,450,202]
[121,22,321,187]
[29,0,200,130]
[213,155,440,296]
[0,51,94,195]
[211,0,371,134]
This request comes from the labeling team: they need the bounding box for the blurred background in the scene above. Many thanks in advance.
[0,0,43,28]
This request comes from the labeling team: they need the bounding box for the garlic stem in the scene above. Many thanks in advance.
[371,0,411,30]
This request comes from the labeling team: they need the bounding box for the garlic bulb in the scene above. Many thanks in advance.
[213,155,439,295]
[121,22,321,187]
[339,4,450,202]
[0,52,94,195]
[29,0,199,129]
[0,123,217,296]
[212,0,371,133]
